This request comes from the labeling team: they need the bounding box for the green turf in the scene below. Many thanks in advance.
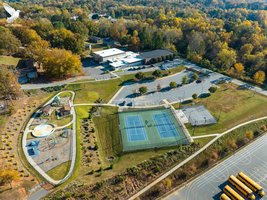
[47,161,71,180]
[119,108,188,152]
[0,56,20,66]
[66,78,122,104]
[93,106,122,156]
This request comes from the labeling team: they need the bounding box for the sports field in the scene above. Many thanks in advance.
[119,108,189,152]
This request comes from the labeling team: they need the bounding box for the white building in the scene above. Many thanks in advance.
[93,48,126,63]
[108,51,143,70]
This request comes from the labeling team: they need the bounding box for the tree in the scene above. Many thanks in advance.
[182,75,189,84]
[192,93,198,99]
[42,48,82,79]
[169,81,177,88]
[208,86,217,93]
[49,29,85,54]
[26,40,50,69]
[135,72,145,80]
[12,28,42,46]
[253,70,265,85]
[131,30,140,51]
[139,86,148,95]
[0,169,19,189]
[192,73,199,80]
[230,63,245,78]
[152,70,162,79]
[216,48,237,71]
[0,27,21,55]
[0,66,22,101]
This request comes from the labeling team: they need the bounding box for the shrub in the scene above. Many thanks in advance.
[245,130,254,140]
[182,75,189,84]
[192,93,198,99]
[169,81,177,88]
[208,86,217,93]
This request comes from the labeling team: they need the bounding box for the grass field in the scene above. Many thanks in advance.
[66,78,122,104]
[47,161,71,180]
[0,56,20,66]
[175,83,267,136]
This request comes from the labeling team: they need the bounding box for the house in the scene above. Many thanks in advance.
[42,105,52,116]
[58,105,71,117]
[89,36,103,43]
[93,48,126,63]
[17,60,38,84]
[140,49,175,64]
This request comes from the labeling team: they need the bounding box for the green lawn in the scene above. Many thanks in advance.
[66,78,122,104]
[47,161,71,180]
[58,92,73,98]
[43,110,73,127]
[181,84,267,136]
[0,56,20,66]
[93,106,122,155]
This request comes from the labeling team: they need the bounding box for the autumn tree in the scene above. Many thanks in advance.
[253,70,265,85]
[0,169,19,189]
[12,28,42,45]
[0,27,21,55]
[49,29,85,54]
[216,47,237,71]
[42,48,82,79]
[0,66,22,100]
[230,63,245,78]
[131,30,140,51]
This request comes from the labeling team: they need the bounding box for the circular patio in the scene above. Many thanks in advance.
[32,124,54,138]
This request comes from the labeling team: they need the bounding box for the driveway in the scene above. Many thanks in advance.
[165,134,267,200]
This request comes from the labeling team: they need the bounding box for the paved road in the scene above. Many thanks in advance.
[165,134,267,200]
[28,187,48,200]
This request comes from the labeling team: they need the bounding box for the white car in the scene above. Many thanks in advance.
[0,104,5,110]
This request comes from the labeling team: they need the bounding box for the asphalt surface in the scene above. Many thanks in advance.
[111,70,223,106]
[165,134,267,200]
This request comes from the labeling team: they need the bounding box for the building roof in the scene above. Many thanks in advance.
[60,105,71,112]
[140,49,174,59]
[94,48,125,58]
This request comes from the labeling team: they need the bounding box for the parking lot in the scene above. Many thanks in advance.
[165,135,267,200]
[111,69,225,106]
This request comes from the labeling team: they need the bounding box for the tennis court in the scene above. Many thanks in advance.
[153,113,179,138]
[119,108,190,152]
[125,116,147,142]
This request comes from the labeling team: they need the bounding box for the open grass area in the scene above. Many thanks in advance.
[93,106,121,155]
[58,92,73,98]
[178,83,267,136]
[0,56,20,66]
[47,161,71,180]
[66,78,122,104]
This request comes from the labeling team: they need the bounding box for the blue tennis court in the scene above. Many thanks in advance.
[125,115,147,142]
[153,113,179,138]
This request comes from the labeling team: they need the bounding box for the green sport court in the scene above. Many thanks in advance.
[119,108,190,152]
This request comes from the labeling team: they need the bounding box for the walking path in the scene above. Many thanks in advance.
[128,115,267,200]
